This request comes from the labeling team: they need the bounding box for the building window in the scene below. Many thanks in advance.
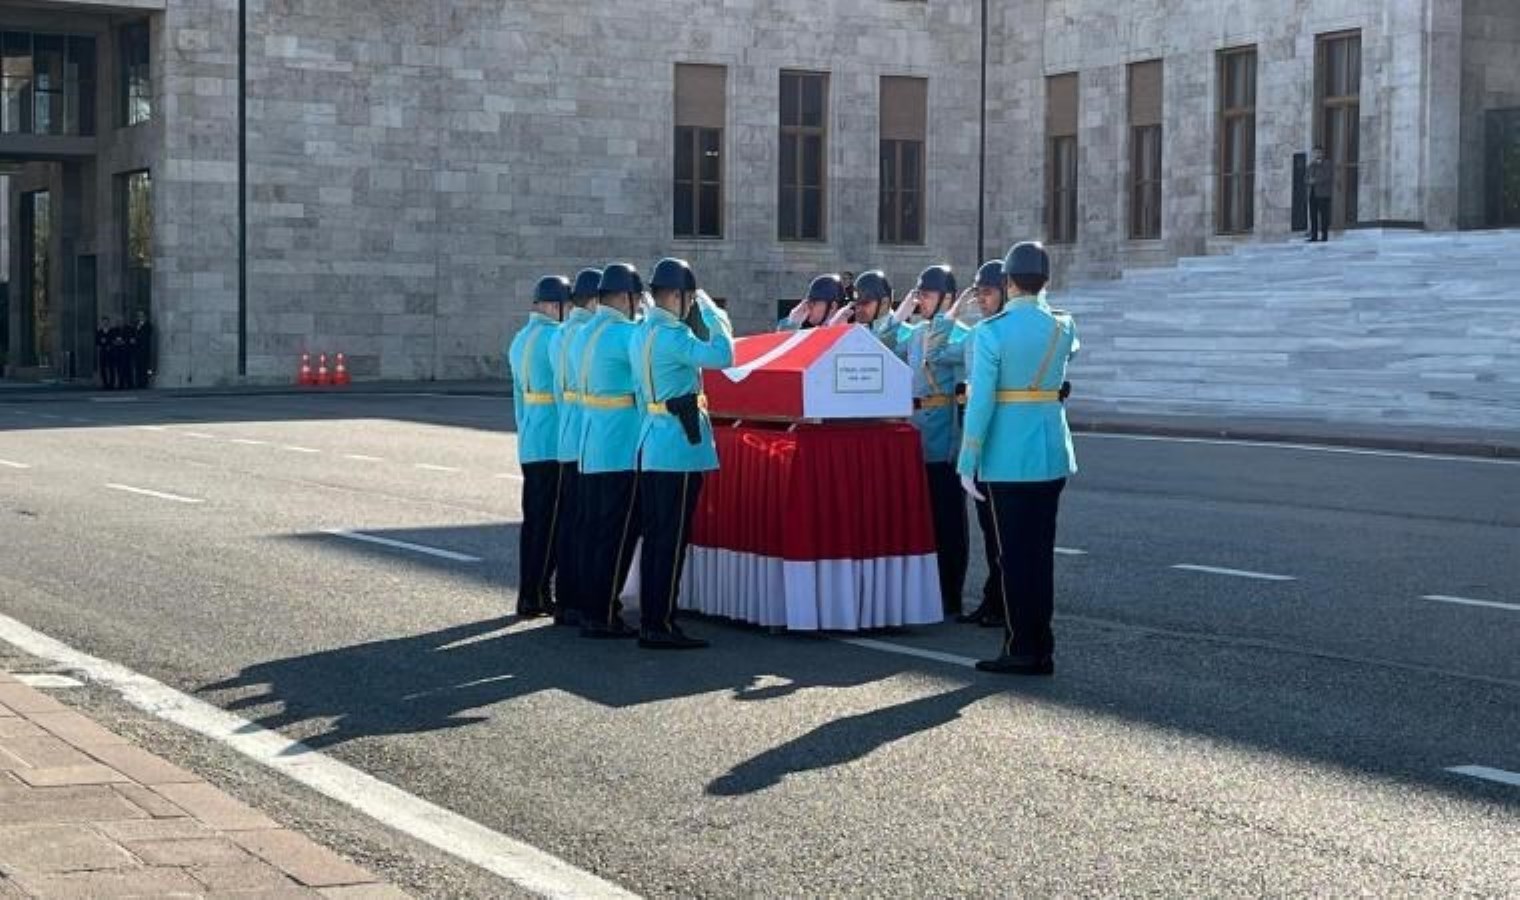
[879,76,926,245]
[0,32,94,136]
[673,64,725,239]
[1046,73,1079,245]
[1129,61,1163,240]
[20,190,51,366]
[779,70,827,242]
[1217,47,1257,234]
[1316,31,1361,228]
[121,171,152,317]
[120,22,151,127]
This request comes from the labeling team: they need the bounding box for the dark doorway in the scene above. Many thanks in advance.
[70,253,96,379]
[18,188,50,367]
[1487,108,1520,227]
[1316,31,1361,229]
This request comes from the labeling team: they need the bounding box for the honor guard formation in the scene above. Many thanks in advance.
[507,241,1076,673]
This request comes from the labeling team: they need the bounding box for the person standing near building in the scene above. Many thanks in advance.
[958,242,1078,676]
[778,274,845,330]
[546,268,601,628]
[96,318,115,390]
[630,258,734,650]
[130,310,154,390]
[108,319,132,391]
[1307,146,1333,243]
[893,263,974,617]
[573,262,646,639]
[508,275,570,618]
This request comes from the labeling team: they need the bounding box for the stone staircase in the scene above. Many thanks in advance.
[1061,229,1520,431]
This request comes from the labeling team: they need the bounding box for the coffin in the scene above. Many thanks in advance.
[703,325,913,420]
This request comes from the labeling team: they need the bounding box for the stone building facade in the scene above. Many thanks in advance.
[3,0,1517,386]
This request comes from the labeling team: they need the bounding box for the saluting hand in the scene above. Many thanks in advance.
[786,299,809,326]
[827,303,855,327]
[891,290,920,325]
[949,287,978,324]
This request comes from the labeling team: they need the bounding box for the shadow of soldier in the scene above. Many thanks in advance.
[196,614,905,753]
[706,681,1004,797]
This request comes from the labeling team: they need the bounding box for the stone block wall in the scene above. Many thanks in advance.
[1458,0,1520,227]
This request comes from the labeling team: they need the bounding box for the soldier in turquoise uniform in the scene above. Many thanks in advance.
[507,275,570,618]
[571,262,647,639]
[777,274,845,331]
[827,269,901,348]
[545,267,601,627]
[629,258,735,650]
[958,260,1012,629]
[890,263,974,616]
[957,242,1078,676]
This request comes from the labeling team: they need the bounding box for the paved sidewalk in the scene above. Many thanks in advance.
[0,672,406,899]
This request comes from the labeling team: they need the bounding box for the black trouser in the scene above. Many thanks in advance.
[134,351,151,389]
[580,470,640,627]
[973,490,1003,619]
[99,350,115,389]
[925,463,969,615]
[517,461,562,613]
[553,462,581,613]
[115,351,135,390]
[637,471,703,634]
[984,479,1066,657]
[1309,196,1331,241]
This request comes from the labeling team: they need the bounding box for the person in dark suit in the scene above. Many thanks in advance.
[110,321,133,390]
[96,318,115,390]
[1307,146,1333,243]
[130,311,154,389]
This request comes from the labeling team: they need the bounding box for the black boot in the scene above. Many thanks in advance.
[638,628,709,650]
[580,618,638,640]
[975,653,1054,676]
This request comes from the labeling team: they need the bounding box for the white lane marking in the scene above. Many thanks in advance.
[104,483,205,505]
[1055,547,1087,556]
[0,459,33,470]
[343,454,383,462]
[15,673,84,689]
[320,528,482,563]
[280,445,321,454]
[1447,765,1520,788]
[228,438,270,446]
[182,432,217,440]
[414,463,462,473]
[35,413,63,420]
[838,638,977,669]
[137,425,168,432]
[0,613,636,900]
[89,396,140,403]
[1423,594,1520,614]
[494,473,524,481]
[1171,564,1296,582]
[67,417,94,424]
[1077,432,1520,467]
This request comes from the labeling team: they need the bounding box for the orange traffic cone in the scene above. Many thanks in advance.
[333,353,351,387]
[315,353,331,386]
[297,353,315,386]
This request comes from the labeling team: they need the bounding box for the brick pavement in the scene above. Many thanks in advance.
[0,670,407,899]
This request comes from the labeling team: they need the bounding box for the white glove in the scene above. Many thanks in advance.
[950,287,977,320]
[638,291,656,315]
[960,475,986,502]
[828,304,855,327]
[787,299,809,326]
[695,288,716,311]
[891,290,919,325]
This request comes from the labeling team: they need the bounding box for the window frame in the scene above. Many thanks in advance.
[1216,46,1258,235]
[119,21,151,128]
[1315,30,1361,228]
[778,69,828,243]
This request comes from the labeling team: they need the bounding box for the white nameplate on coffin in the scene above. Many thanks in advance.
[834,354,885,393]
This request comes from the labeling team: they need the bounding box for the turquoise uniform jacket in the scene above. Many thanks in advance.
[956,297,1079,483]
[507,313,560,465]
[631,304,735,472]
[572,307,644,474]
[548,306,594,464]
[896,313,971,465]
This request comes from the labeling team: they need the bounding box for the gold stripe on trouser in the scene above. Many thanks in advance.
[608,475,640,626]
[995,390,1061,403]
[539,465,564,607]
[666,473,691,630]
[523,391,555,405]
[985,486,1016,655]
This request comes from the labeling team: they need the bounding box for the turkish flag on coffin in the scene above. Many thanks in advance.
[703,325,914,421]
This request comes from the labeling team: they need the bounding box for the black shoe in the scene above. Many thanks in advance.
[638,629,709,650]
[580,619,638,640]
[955,605,993,624]
[552,608,582,628]
[516,605,552,620]
[975,654,1054,676]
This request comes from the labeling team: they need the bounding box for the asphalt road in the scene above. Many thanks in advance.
[1,391,1516,898]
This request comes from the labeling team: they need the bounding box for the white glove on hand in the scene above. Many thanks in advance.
[828,304,855,327]
[639,291,656,315]
[891,290,919,325]
[960,475,986,502]
[950,287,977,320]
[695,288,716,311]
[787,300,809,326]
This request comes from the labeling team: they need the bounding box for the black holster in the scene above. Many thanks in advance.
[665,393,704,445]
[1059,381,1072,402]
